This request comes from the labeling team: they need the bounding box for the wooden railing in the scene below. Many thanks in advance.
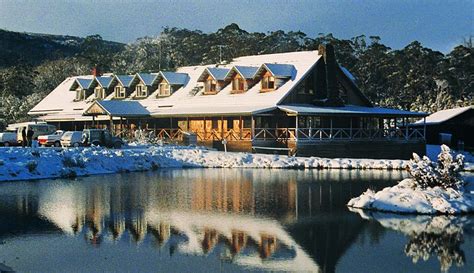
[254,127,425,141]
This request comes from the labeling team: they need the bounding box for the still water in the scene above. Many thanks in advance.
[0,169,472,273]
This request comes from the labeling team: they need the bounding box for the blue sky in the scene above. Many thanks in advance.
[0,0,472,52]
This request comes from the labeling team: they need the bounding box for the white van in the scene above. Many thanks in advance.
[17,124,57,144]
[60,131,83,147]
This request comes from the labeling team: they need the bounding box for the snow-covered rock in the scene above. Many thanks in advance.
[347,178,474,214]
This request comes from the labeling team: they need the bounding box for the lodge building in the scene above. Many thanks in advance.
[29,45,428,158]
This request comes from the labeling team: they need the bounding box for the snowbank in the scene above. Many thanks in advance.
[348,145,473,214]
[347,178,473,214]
[0,146,409,182]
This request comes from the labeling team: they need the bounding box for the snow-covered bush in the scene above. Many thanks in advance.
[62,155,86,168]
[408,145,464,189]
[26,160,38,172]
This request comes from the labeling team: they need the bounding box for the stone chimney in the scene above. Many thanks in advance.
[324,44,344,107]
[91,66,101,77]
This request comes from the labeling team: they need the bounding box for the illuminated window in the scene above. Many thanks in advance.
[135,84,147,98]
[261,75,275,91]
[94,87,105,99]
[205,79,217,93]
[115,86,126,98]
[232,75,245,92]
[76,89,85,101]
[158,83,171,97]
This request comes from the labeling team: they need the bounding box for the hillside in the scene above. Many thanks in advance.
[0,28,124,68]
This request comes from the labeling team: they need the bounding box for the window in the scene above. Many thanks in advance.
[158,83,171,97]
[75,89,85,101]
[115,86,126,98]
[95,87,105,100]
[261,75,275,91]
[205,79,217,94]
[135,84,147,98]
[232,75,245,92]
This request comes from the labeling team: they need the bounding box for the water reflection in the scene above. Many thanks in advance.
[351,209,470,272]
[0,169,421,273]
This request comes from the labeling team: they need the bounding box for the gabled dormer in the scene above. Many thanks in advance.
[113,75,137,99]
[254,63,295,93]
[225,66,258,94]
[155,71,189,98]
[197,67,230,95]
[92,76,115,100]
[70,78,94,101]
[134,73,158,99]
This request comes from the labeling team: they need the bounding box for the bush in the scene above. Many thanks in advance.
[408,145,464,189]
[62,155,86,168]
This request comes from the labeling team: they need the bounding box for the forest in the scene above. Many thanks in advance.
[0,23,472,127]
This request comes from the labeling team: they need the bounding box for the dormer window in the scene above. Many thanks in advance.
[115,86,126,98]
[158,83,171,97]
[135,84,147,98]
[205,78,217,94]
[232,75,245,93]
[261,73,275,92]
[75,89,85,101]
[94,87,105,100]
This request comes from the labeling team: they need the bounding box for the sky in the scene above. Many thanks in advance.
[0,0,472,53]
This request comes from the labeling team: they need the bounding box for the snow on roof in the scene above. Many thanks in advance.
[137,73,158,86]
[278,104,428,117]
[29,51,332,118]
[95,76,113,88]
[261,63,296,78]
[115,75,135,87]
[158,71,189,85]
[85,100,150,117]
[197,67,230,82]
[414,106,473,125]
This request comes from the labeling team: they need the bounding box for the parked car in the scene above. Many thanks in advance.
[60,131,83,148]
[82,129,124,148]
[0,131,18,147]
[16,124,56,145]
[38,130,65,147]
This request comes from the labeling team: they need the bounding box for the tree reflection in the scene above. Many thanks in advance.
[351,209,468,273]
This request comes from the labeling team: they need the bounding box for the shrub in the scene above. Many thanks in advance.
[408,145,464,189]
[62,155,86,168]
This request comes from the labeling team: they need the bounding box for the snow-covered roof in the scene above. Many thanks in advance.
[136,73,158,86]
[158,71,189,85]
[259,63,296,78]
[95,76,113,88]
[197,67,230,82]
[278,104,428,117]
[414,106,473,125]
[84,100,150,117]
[115,75,135,87]
[31,51,399,120]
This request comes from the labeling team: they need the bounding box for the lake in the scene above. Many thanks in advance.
[0,169,472,273]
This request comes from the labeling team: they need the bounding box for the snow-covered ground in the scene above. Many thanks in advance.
[0,145,411,182]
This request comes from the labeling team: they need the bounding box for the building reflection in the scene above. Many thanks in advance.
[0,169,407,273]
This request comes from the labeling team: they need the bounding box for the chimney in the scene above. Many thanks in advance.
[324,44,344,107]
[91,66,101,77]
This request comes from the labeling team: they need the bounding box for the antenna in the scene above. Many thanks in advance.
[217,45,225,64]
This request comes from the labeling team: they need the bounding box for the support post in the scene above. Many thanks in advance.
[405,117,409,140]
[350,118,353,139]
[239,116,243,140]
[221,116,224,140]
[330,117,333,139]
[109,115,113,134]
[423,117,426,140]
[295,115,298,142]
[251,116,255,140]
